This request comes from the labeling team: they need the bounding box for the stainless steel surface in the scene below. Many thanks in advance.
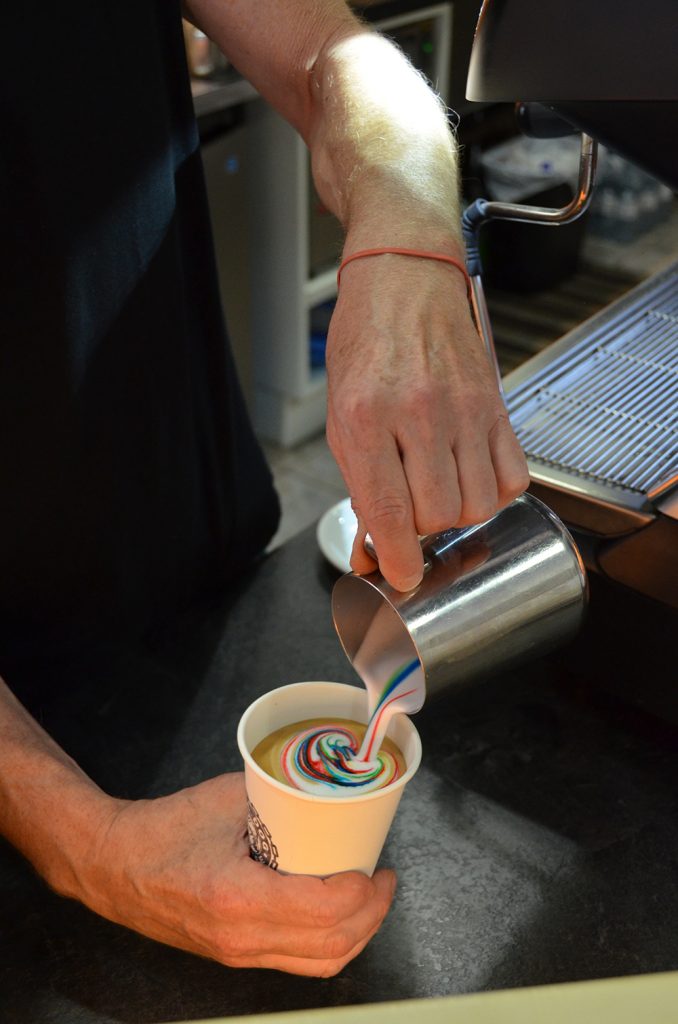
[332,493,587,701]
[465,134,598,394]
[482,134,598,226]
[505,261,678,502]
[527,479,654,538]
[470,274,503,391]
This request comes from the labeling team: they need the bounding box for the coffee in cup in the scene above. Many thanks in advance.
[252,716,406,796]
[237,682,422,876]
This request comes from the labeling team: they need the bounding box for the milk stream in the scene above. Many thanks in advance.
[356,657,422,767]
[349,595,425,769]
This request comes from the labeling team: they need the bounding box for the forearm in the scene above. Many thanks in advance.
[0,676,116,900]
[185,1,462,255]
[308,27,464,256]
[185,1,526,596]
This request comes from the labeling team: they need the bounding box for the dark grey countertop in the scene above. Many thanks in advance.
[2,525,678,1024]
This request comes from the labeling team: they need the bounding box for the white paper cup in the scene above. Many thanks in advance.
[237,681,422,877]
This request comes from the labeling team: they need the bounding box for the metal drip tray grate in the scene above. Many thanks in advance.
[506,263,678,499]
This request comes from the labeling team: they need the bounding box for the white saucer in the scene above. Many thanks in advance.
[316,497,357,574]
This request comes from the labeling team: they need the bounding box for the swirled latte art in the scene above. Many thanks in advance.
[252,717,405,796]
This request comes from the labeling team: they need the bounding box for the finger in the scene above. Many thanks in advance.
[327,436,377,578]
[236,859,391,929]
[347,436,424,592]
[453,431,499,527]
[488,414,530,507]
[348,504,378,576]
[400,440,461,535]
[223,869,396,961]
[227,914,387,977]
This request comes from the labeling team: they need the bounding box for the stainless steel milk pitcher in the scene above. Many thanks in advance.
[331,492,588,700]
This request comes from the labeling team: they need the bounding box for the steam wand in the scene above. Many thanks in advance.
[461,129,598,389]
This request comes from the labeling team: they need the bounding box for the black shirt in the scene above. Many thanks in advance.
[0,1,280,675]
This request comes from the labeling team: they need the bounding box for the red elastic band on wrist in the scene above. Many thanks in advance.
[337,246,472,297]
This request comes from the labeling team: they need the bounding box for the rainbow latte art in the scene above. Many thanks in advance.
[252,717,406,796]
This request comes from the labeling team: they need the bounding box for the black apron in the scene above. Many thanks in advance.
[0,0,280,678]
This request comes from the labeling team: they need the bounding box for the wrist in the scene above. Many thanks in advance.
[343,218,464,263]
[30,781,124,903]
[0,678,130,910]
[338,241,471,308]
[337,247,471,300]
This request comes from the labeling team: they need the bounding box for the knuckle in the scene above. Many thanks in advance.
[300,878,345,928]
[488,411,511,437]
[516,464,531,492]
[402,382,438,417]
[417,509,461,534]
[319,927,355,962]
[213,929,247,963]
[488,411,522,450]
[196,875,221,914]
[343,393,376,431]
[456,387,494,417]
[309,901,342,929]
[416,491,463,534]
[462,498,497,525]
[365,493,411,529]
[400,386,447,439]
[506,469,530,497]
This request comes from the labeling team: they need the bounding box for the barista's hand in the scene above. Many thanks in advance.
[78,773,395,976]
[326,254,529,591]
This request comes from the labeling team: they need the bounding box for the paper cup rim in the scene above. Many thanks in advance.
[237,681,422,805]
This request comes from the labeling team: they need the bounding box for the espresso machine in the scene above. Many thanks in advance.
[462,0,678,609]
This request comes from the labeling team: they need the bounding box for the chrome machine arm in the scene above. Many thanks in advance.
[461,133,599,387]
